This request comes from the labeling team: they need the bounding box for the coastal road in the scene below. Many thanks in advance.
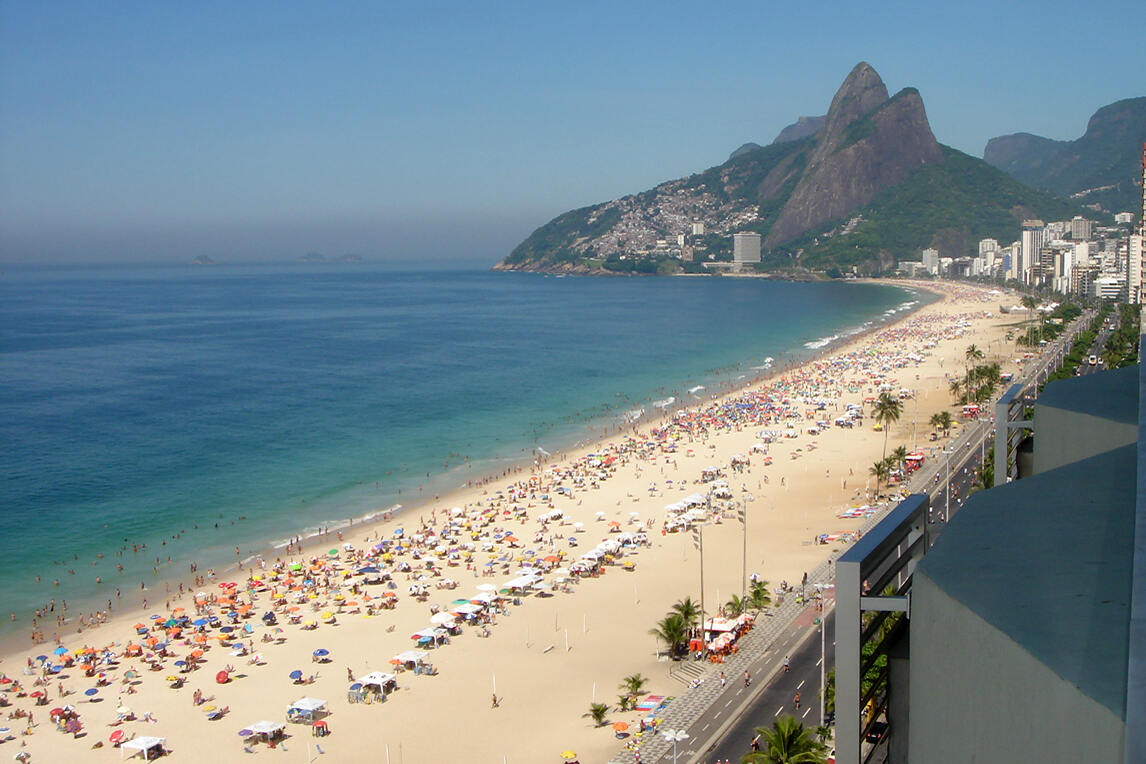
[697,609,835,763]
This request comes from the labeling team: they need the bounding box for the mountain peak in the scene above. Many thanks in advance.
[765,66,942,248]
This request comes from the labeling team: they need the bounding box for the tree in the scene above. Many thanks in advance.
[726,594,747,616]
[748,580,772,611]
[936,410,953,437]
[869,460,889,494]
[1021,294,1040,344]
[672,596,702,628]
[821,668,835,719]
[649,613,689,658]
[964,344,984,377]
[742,715,830,763]
[872,392,903,461]
[618,673,647,704]
[583,702,610,727]
[890,445,908,475]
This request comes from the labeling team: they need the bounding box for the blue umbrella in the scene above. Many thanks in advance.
[238,729,253,737]
[35,655,47,663]
[349,682,362,691]
[357,566,380,574]
[192,619,208,627]
[84,688,98,696]
[289,670,303,680]
[149,614,162,620]
[53,646,68,655]
[220,626,234,634]
[313,649,329,658]
[174,660,187,667]
[152,642,168,650]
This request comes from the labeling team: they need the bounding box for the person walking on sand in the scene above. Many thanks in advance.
[491,693,499,708]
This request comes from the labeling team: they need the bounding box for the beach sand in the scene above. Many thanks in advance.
[0,281,1024,763]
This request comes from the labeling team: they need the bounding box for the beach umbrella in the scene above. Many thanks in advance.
[313,649,329,659]
[561,752,578,761]
[238,729,254,737]
[289,670,303,681]
[173,660,187,667]
[84,688,98,697]
[193,618,208,627]
[35,655,47,663]
[52,646,68,655]
[109,730,125,745]
[612,722,629,732]
[215,670,230,684]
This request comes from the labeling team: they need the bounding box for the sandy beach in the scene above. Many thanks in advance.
[0,280,1023,763]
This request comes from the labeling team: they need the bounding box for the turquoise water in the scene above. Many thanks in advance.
[0,264,923,641]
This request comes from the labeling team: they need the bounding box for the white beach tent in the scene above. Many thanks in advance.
[247,720,284,736]
[120,735,166,760]
[286,697,328,722]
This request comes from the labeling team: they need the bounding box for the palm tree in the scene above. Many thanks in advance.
[1021,294,1039,343]
[618,673,647,705]
[869,460,889,495]
[964,344,984,377]
[936,410,954,437]
[742,715,830,763]
[948,377,963,404]
[872,392,903,461]
[583,701,610,727]
[726,594,747,616]
[748,580,771,611]
[891,444,908,475]
[648,613,688,658]
[672,596,702,628]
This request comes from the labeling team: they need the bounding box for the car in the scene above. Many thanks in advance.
[1089,355,1098,366]
[865,720,888,744]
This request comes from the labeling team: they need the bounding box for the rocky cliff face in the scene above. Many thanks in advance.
[764,64,943,247]
[772,115,825,145]
[984,96,1146,212]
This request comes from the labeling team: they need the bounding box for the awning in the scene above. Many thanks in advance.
[121,736,166,760]
[247,720,283,735]
[358,671,396,686]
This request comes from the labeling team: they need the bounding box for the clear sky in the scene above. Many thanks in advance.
[1,0,1142,265]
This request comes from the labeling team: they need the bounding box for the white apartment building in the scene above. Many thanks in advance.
[732,232,761,268]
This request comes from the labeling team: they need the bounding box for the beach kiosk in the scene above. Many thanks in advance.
[286,697,328,724]
[120,735,166,760]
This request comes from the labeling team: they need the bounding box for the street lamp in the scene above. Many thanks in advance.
[941,447,955,523]
[661,728,690,764]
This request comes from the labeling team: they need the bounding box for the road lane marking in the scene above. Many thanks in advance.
[797,680,805,689]
[802,707,811,718]
[774,706,784,716]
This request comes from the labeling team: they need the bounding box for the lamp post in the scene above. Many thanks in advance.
[942,447,955,523]
[661,728,689,764]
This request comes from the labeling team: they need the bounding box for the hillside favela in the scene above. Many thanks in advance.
[0,5,1143,764]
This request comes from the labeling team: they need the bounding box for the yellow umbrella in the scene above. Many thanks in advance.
[561,752,577,761]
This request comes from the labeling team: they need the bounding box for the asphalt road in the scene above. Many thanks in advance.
[700,610,835,763]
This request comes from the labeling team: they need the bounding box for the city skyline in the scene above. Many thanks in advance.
[2,0,1143,265]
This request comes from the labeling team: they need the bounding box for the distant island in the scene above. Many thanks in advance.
[190,255,218,266]
[300,252,364,264]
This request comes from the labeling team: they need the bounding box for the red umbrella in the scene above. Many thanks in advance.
[109,729,125,744]
[215,670,230,684]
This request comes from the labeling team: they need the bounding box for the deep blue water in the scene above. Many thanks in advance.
[0,264,921,639]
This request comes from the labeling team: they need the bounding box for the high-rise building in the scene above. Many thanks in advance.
[691,221,706,236]
[1020,221,1046,284]
[1071,216,1093,241]
[978,238,998,257]
[732,232,761,269]
[921,248,939,275]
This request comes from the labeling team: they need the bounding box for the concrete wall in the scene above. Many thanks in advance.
[908,573,1124,763]
[1031,405,1136,476]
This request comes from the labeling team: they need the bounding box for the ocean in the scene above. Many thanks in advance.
[0,264,925,643]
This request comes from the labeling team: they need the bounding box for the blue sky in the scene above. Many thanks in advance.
[1,0,1142,264]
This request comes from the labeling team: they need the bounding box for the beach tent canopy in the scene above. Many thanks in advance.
[247,721,284,735]
[287,697,328,721]
[120,735,166,760]
[359,671,396,686]
[393,650,428,663]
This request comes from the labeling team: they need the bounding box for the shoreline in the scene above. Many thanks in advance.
[2,281,929,657]
[0,279,1021,763]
